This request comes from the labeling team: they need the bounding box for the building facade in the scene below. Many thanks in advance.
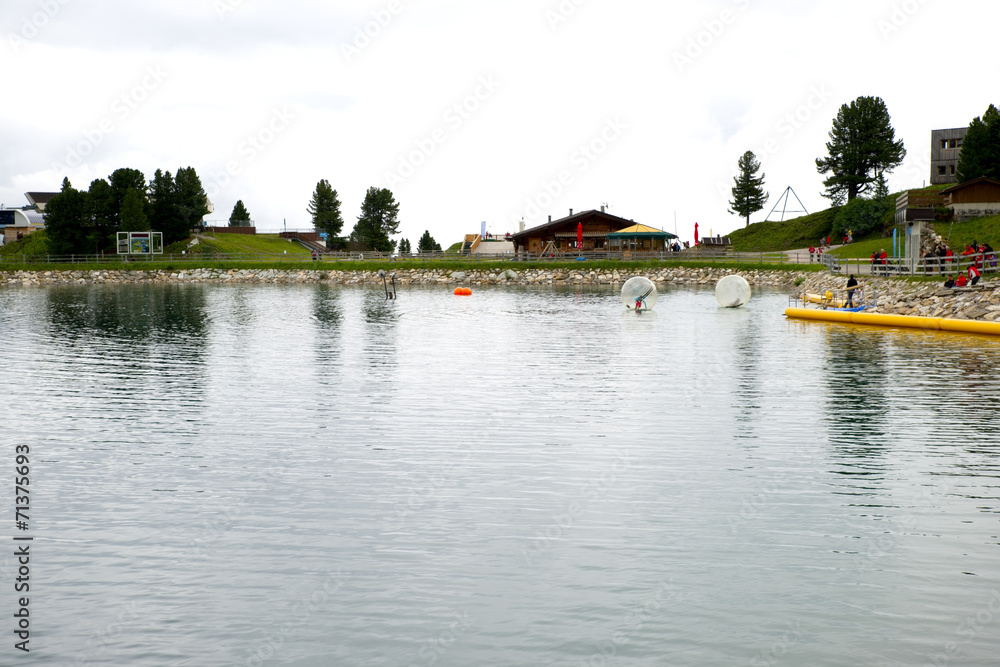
[930,127,969,185]
[510,209,642,255]
[940,177,1000,222]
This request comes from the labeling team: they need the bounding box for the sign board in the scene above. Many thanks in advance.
[117,231,164,255]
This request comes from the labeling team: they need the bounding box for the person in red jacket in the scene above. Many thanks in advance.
[955,273,968,287]
[968,264,981,286]
[879,248,888,275]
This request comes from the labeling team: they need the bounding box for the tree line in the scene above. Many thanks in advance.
[729,97,1000,229]
[306,182,443,254]
[45,167,210,255]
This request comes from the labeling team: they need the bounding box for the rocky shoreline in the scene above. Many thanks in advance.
[2,266,806,288]
[3,267,997,321]
[796,272,1000,322]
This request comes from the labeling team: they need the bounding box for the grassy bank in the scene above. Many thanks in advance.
[730,209,837,252]
[166,233,311,255]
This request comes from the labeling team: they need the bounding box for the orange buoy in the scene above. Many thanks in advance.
[462,287,473,296]
[454,287,463,295]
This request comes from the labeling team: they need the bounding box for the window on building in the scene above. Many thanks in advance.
[949,139,959,149]
[957,138,963,148]
[938,166,947,175]
[941,140,948,150]
[950,165,956,175]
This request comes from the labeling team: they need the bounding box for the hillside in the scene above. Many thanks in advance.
[729,208,837,252]
[1,230,50,256]
[167,233,310,256]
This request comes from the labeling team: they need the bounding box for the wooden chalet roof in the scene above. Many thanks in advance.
[510,210,639,242]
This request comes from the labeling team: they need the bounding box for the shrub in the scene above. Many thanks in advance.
[832,196,894,238]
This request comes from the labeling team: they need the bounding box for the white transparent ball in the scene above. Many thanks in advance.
[715,275,752,308]
[621,276,658,310]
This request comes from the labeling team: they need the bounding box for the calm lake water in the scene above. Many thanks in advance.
[2,282,1000,666]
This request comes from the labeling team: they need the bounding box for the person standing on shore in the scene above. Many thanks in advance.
[846,275,858,307]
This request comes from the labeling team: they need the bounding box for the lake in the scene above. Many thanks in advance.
[2,282,999,666]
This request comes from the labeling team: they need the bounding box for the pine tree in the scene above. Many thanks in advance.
[108,168,147,229]
[398,238,411,254]
[417,230,439,254]
[174,166,210,236]
[119,188,150,232]
[728,151,768,227]
[350,187,400,253]
[873,171,890,199]
[148,169,185,241]
[956,104,1000,183]
[45,178,90,255]
[816,96,906,202]
[86,178,116,252]
[307,179,344,239]
[229,200,251,226]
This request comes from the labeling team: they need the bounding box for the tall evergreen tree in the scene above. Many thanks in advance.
[229,200,251,226]
[119,188,149,232]
[174,166,211,235]
[86,178,116,252]
[108,168,147,229]
[956,104,1000,183]
[148,169,186,242]
[44,178,90,255]
[816,96,906,202]
[417,230,440,254]
[307,179,344,239]
[398,238,411,254]
[728,151,768,227]
[351,187,400,253]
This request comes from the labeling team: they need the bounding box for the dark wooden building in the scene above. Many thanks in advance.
[941,177,1000,222]
[510,209,643,255]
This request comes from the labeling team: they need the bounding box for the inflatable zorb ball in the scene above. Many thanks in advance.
[715,275,752,308]
[621,276,658,311]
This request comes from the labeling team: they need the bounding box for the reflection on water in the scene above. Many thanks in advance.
[2,283,1000,666]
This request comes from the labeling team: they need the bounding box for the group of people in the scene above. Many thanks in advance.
[869,248,890,275]
[943,264,982,288]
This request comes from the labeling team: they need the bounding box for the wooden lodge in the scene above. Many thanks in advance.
[510,209,651,255]
[940,177,1000,222]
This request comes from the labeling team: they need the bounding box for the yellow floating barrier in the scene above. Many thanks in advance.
[785,307,1000,336]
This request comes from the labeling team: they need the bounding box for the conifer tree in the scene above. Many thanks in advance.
[956,104,1000,183]
[308,179,344,239]
[816,96,906,202]
[229,200,251,226]
[728,151,768,227]
[350,187,400,252]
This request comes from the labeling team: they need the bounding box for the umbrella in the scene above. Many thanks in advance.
[577,221,583,250]
[694,222,699,247]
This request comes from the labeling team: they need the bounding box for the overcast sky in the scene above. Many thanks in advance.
[1,0,995,246]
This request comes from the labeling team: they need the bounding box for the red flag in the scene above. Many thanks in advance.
[576,221,583,249]
[694,222,699,247]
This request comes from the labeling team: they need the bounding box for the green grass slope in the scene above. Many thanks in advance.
[931,215,1000,250]
[171,233,311,256]
[729,209,836,252]
[1,230,51,256]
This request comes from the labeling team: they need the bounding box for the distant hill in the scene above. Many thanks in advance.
[729,209,837,252]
